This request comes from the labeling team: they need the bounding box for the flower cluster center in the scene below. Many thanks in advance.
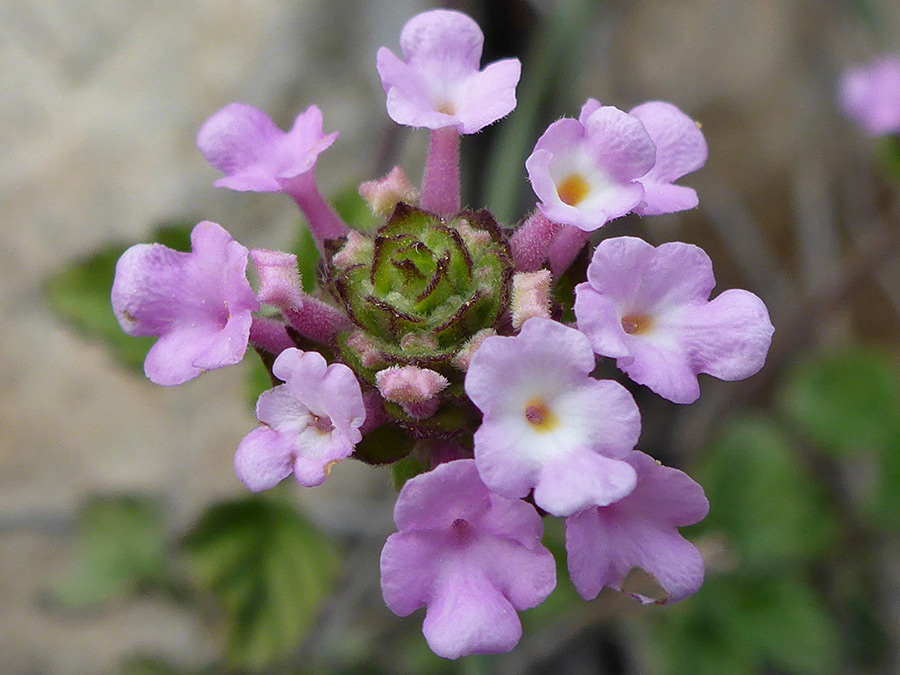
[310,413,335,434]
[557,173,590,206]
[524,398,558,432]
[621,314,653,335]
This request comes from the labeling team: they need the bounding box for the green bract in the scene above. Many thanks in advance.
[327,204,512,375]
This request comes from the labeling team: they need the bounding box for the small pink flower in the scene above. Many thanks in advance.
[235,349,366,490]
[111,221,258,386]
[566,451,709,604]
[197,103,336,193]
[839,55,900,136]
[465,318,641,517]
[380,459,556,659]
[526,101,656,231]
[629,101,708,216]
[376,9,521,133]
[574,236,774,404]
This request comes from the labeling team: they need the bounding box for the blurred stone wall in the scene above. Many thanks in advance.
[2,0,900,672]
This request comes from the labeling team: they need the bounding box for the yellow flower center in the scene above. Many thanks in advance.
[524,397,558,432]
[557,173,590,206]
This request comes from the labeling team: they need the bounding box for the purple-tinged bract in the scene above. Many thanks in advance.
[566,451,709,604]
[526,101,656,231]
[111,221,259,386]
[380,459,556,659]
[839,55,900,136]
[629,101,708,216]
[574,236,774,404]
[196,103,337,192]
[234,348,366,490]
[466,318,641,517]
[376,9,521,133]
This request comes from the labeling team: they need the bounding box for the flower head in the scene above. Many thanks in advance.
[465,318,641,516]
[111,221,258,386]
[839,55,900,136]
[196,103,336,192]
[566,451,709,604]
[629,101,708,216]
[376,9,521,133]
[526,101,656,231]
[380,459,556,659]
[234,348,366,490]
[574,237,774,404]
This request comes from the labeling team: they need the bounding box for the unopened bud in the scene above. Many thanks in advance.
[359,166,419,216]
[250,249,304,310]
[375,365,449,419]
[511,270,552,329]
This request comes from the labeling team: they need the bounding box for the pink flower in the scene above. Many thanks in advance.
[526,101,656,231]
[574,237,774,404]
[235,349,366,490]
[380,459,556,659]
[629,101,708,216]
[111,221,258,386]
[839,55,900,136]
[196,103,336,193]
[197,102,348,252]
[566,451,709,604]
[465,318,641,517]
[376,9,521,133]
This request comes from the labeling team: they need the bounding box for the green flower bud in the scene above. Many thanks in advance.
[327,204,512,371]
[325,204,512,439]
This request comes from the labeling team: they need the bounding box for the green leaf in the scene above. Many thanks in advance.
[181,497,340,671]
[483,0,596,222]
[878,134,900,183]
[867,430,900,529]
[650,574,841,675]
[694,417,836,571]
[292,225,321,294]
[779,348,900,456]
[245,349,277,411]
[332,186,379,233]
[52,496,168,607]
[391,454,426,491]
[44,222,194,373]
[119,656,186,675]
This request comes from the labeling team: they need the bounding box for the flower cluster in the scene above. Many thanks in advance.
[839,55,900,136]
[111,9,774,659]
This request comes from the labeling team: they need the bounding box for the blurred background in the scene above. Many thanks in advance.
[3,0,900,673]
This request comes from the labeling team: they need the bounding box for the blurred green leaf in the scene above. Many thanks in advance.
[391,454,426,491]
[181,497,340,671]
[292,224,321,294]
[878,135,900,182]
[652,574,840,675]
[779,349,900,456]
[332,187,379,233]
[483,0,596,222]
[695,417,836,571]
[52,496,168,607]
[867,430,900,529]
[44,222,194,373]
[246,349,277,411]
[119,656,186,675]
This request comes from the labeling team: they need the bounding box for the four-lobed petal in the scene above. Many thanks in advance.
[380,460,556,659]
[197,103,337,192]
[566,451,709,604]
[839,55,900,136]
[111,221,259,386]
[234,348,366,490]
[377,9,521,133]
[574,236,774,404]
[466,318,642,516]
